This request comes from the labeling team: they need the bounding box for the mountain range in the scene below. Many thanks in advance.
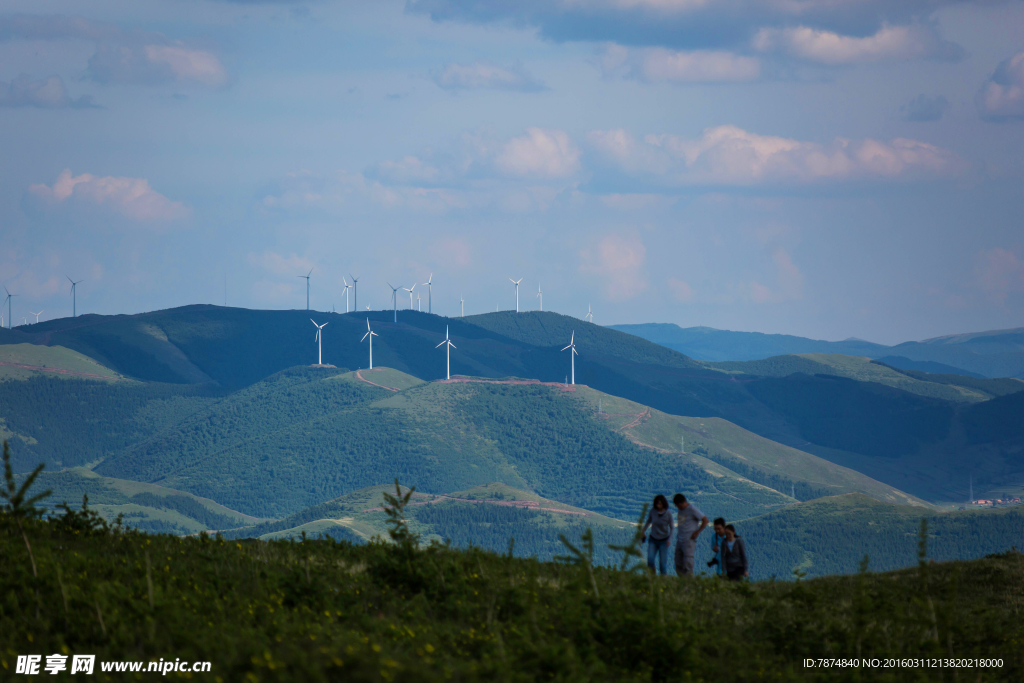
[610,323,1024,379]
[2,305,1022,578]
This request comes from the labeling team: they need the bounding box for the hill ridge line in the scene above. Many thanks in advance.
[0,360,123,381]
[362,493,589,516]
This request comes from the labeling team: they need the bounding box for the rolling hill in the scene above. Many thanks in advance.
[3,306,1022,503]
[611,322,1024,379]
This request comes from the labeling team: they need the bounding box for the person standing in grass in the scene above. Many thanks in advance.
[672,493,708,577]
[722,524,749,581]
[707,517,726,577]
[641,494,673,575]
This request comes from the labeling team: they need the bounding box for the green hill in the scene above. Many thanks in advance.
[30,468,265,535]
[735,493,1024,580]
[3,306,1023,503]
[222,482,637,564]
[612,321,1024,378]
[94,374,784,522]
[0,343,123,382]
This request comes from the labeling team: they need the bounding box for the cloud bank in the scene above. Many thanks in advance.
[588,125,964,185]
[977,51,1024,121]
[0,74,97,108]
[28,169,190,222]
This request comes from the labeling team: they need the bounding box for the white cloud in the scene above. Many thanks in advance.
[753,24,961,65]
[89,43,228,88]
[579,234,649,301]
[0,74,96,109]
[598,44,760,82]
[589,125,964,185]
[432,61,544,91]
[977,51,1024,121]
[0,14,228,88]
[27,169,189,222]
[495,128,581,178]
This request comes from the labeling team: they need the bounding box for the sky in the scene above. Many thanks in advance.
[1,0,1022,345]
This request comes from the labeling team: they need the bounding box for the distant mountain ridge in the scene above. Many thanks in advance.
[609,323,1024,378]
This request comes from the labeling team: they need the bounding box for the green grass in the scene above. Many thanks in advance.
[736,493,1024,580]
[571,385,925,508]
[31,468,265,534]
[0,343,122,382]
[1,512,1021,682]
[708,353,995,402]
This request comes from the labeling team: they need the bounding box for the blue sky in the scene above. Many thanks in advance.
[1,0,1022,344]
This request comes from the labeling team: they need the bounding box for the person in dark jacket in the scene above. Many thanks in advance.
[707,517,726,577]
[641,494,673,575]
[722,524,748,581]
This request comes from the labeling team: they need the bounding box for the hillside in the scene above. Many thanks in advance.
[32,468,265,534]
[3,306,1023,503]
[222,482,637,564]
[612,322,1024,379]
[0,343,123,382]
[92,373,786,522]
[4,509,1022,681]
[735,494,1024,580]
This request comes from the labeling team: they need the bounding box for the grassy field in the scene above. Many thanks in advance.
[1,505,1021,682]
[0,343,123,382]
[571,386,925,507]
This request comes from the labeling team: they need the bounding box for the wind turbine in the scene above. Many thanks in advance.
[435,325,456,380]
[537,284,542,311]
[403,283,416,309]
[585,304,593,323]
[66,277,83,318]
[387,282,399,322]
[416,292,422,312]
[350,275,359,311]
[298,268,313,311]
[422,274,433,314]
[361,318,379,369]
[460,294,464,318]
[342,277,352,313]
[509,278,522,312]
[3,286,15,329]
[311,319,328,365]
[561,331,578,385]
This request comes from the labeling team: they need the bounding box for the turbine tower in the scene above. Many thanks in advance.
[561,331,578,385]
[585,304,593,323]
[361,318,379,369]
[3,286,15,329]
[387,282,400,322]
[509,278,522,312]
[460,294,464,317]
[298,268,313,311]
[417,292,422,312]
[30,311,42,323]
[422,273,433,314]
[350,274,359,311]
[67,277,83,318]
[537,284,542,311]
[311,319,328,365]
[342,277,352,313]
[403,283,416,309]
[435,325,456,380]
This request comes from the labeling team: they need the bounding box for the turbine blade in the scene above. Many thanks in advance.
[361,331,370,342]
[436,340,446,348]
[561,344,571,351]
[449,342,456,349]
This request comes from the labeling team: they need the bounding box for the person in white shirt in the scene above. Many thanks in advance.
[672,493,708,577]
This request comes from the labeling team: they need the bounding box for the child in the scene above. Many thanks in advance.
[722,524,749,581]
